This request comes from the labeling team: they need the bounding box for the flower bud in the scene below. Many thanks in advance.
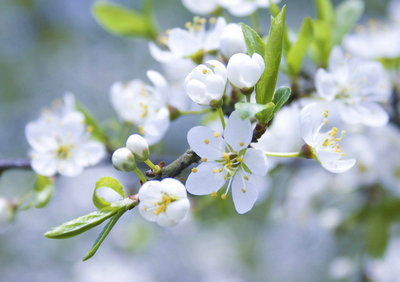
[0,198,14,226]
[220,23,247,59]
[112,147,137,171]
[227,53,265,89]
[138,178,190,227]
[126,134,150,161]
[184,60,227,106]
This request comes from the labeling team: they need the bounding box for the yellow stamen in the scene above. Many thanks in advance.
[221,194,226,200]
[241,188,246,193]
[204,139,209,144]
[202,158,207,162]
[211,192,217,197]
[239,141,244,147]
[214,132,219,137]
[191,167,198,173]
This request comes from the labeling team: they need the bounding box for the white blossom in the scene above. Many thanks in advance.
[110,71,170,145]
[138,178,190,227]
[343,23,400,60]
[26,95,105,177]
[182,0,219,15]
[126,134,150,161]
[218,0,281,17]
[315,46,391,127]
[300,103,356,173]
[329,257,355,280]
[219,23,247,59]
[367,238,400,282]
[184,60,227,105]
[149,17,226,64]
[186,111,268,214]
[112,147,136,172]
[227,53,265,89]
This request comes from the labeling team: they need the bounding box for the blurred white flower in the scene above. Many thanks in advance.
[318,208,342,230]
[110,71,170,145]
[315,47,390,127]
[343,22,400,60]
[227,53,264,89]
[220,23,247,59]
[26,96,105,177]
[186,111,268,214]
[367,238,400,282]
[300,103,356,173]
[126,134,150,161]
[184,60,227,105]
[0,198,14,226]
[389,0,400,24]
[252,104,303,168]
[182,0,219,15]
[329,257,355,280]
[218,0,281,17]
[138,178,190,227]
[149,17,226,64]
[112,147,136,172]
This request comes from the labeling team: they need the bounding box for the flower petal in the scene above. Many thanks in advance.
[243,148,268,176]
[185,162,226,195]
[187,126,225,160]
[166,199,190,222]
[231,171,259,214]
[315,68,338,101]
[75,140,105,167]
[224,111,253,151]
[31,152,58,176]
[143,107,170,145]
[161,178,187,198]
[168,28,200,57]
[156,213,177,227]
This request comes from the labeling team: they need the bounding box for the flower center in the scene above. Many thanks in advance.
[153,193,177,215]
[218,151,243,175]
[322,127,347,156]
[56,145,73,160]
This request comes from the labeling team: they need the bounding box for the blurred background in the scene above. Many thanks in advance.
[0,0,396,281]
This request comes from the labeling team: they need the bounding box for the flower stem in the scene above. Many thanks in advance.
[217,107,226,130]
[265,152,302,158]
[134,167,147,183]
[179,108,212,116]
[144,159,159,173]
[246,95,251,102]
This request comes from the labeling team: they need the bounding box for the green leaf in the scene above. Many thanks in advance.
[45,206,119,239]
[332,0,364,44]
[92,1,157,39]
[93,177,125,210]
[310,19,332,67]
[235,102,271,119]
[268,1,291,53]
[315,0,334,24]
[269,0,280,16]
[240,23,265,56]
[256,6,286,104]
[83,208,126,261]
[33,175,54,208]
[271,86,291,116]
[75,102,107,144]
[365,214,390,258]
[254,102,275,124]
[286,17,314,76]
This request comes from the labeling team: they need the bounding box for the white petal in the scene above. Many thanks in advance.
[146,70,168,89]
[321,158,356,173]
[161,178,187,198]
[139,202,157,222]
[139,180,162,201]
[300,102,326,146]
[358,102,389,127]
[149,42,175,63]
[57,111,85,144]
[243,148,268,176]
[143,107,170,145]
[31,152,58,176]
[187,126,225,160]
[204,17,227,51]
[185,162,226,195]
[166,199,190,221]
[315,68,338,101]
[156,213,177,227]
[75,140,105,167]
[224,111,253,151]
[182,0,218,15]
[57,159,83,177]
[168,28,201,57]
[25,121,58,152]
[232,171,259,214]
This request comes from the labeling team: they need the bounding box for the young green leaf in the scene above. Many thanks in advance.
[92,1,157,39]
[254,102,275,124]
[45,206,119,239]
[83,208,126,261]
[256,6,286,104]
[365,214,390,258]
[286,17,314,76]
[315,0,334,24]
[93,177,125,210]
[332,0,364,44]
[235,102,275,120]
[75,102,107,144]
[33,175,54,208]
[268,1,291,53]
[271,86,291,116]
[240,23,265,56]
[310,19,332,68]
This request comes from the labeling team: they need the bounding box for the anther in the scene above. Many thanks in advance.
[192,167,198,173]
[221,194,226,200]
[214,132,219,137]
[204,139,209,144]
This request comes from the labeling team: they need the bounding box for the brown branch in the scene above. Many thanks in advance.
[152,149,200,179]
[0,159,31,172]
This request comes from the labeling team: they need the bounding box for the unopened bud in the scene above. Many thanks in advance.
[300,144,315,159]
[126,134,150,161]
[112,147,137,171]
